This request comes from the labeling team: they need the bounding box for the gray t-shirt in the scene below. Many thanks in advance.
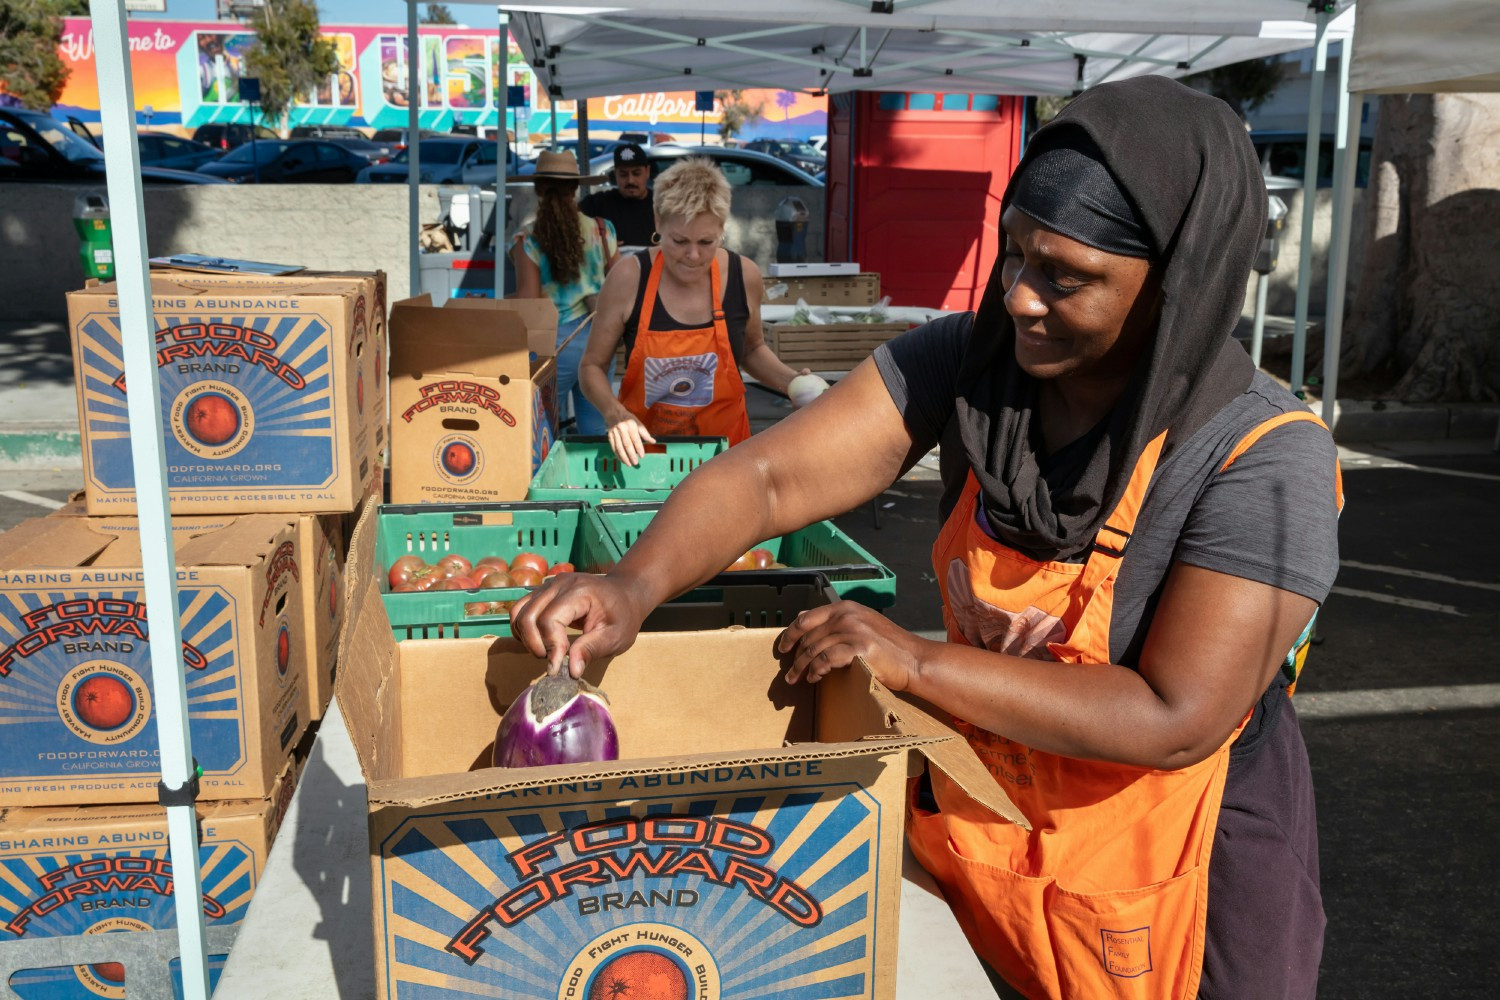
[874,312,1340,666]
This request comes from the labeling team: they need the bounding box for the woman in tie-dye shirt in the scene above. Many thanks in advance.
[513,151,619,435]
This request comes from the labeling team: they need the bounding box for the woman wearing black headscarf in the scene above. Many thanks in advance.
[513,77,1341,1000]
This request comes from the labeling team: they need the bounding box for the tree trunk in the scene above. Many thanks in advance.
[1342,93,1500,402]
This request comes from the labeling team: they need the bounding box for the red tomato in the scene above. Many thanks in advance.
[388,555,427,588]
[474,556,509,577]
[546,562,575,577]
[510,551,549,577]
[433,579,469,591]
[750,547,775,569]
[448,575,479,589]
[464,601,492,616]
[509,566,544,587]
[438,554,473,577]
[391,583,419,593]
[480,570,513,588]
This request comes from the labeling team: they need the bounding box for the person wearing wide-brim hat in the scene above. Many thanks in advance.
[512,151,619,435]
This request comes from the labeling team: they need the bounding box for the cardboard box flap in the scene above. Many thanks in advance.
[366,735,937,809]
[171,514,295,567]
[93,272,363,300]
[867,678,1031,830]
[0,516,116,568]
[443,297,560,359]
[388,295,531,379]
[334,496,401,783]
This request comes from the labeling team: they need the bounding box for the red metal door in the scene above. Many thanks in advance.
[825,92,1024,311]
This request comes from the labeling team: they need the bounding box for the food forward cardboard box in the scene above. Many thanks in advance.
[335,497,1023,999]
[0,515,309,806]
[0,754,298,999]
[388,296,559,505]
[150,267,391,478]
[67,273,378,514]
[48,498,346,726]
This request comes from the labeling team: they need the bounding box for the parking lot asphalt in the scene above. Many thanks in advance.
[1,434,1494,998]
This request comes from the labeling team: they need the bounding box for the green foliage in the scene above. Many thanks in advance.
[422,3,456,24]
[244,0,339,128]
[0,0,73,110]
[715,89,766,141]
[1183,57,1288,119]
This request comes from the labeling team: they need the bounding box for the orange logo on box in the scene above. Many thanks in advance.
[1101,925,1152,978]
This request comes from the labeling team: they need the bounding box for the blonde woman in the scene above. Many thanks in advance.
[578,157,808,463]
[513,151,618,434]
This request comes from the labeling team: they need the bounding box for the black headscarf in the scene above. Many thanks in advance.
[954,76,1263,561]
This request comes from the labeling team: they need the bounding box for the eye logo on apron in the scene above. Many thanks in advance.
[645,353,718,409]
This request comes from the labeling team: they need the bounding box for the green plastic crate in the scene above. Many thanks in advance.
[527,435,728,501]
[376,500,617,637]
[389,573,839,640]
[594,502,897,610]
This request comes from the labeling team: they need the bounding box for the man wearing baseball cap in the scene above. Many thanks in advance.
[579,142,656,248]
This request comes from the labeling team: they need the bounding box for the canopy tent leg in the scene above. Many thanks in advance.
[407,0,422,297]
[498,8,510,300]
[1250,271,1271,368]
[88,2,211,997]
[1290,8,1331,395]
[1322,81,1364,429]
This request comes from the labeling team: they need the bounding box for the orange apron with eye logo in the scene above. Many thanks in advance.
[909,411,1338,1000]
[617,251,751,445]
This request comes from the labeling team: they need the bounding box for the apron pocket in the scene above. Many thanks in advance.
[1047,867,1205,1000]
[928,827,1205,1000]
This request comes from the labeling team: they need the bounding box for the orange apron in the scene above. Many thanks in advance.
[910,411,1337,1000]
[617,252,751,444]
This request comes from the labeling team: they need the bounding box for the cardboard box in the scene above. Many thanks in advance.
[67,273,378,515]
[48,498,347,726]
[764,322,911,373]
[0,755,297,999]
[388,296,559,505]
[763,273,882,307]
[334,497,1022,999]
[151,267,391,479]
[0,515,309,805]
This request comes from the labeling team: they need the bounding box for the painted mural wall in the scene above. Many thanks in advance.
[52,18,827,142]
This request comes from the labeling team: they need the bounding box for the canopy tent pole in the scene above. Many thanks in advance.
[88,2,211,996]
[1322,80,1364,428]
[407,0,421,297]
[498,8,510,300]
[1290,7,1331,394]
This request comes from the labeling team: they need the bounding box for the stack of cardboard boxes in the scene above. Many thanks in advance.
[0,268,389,997]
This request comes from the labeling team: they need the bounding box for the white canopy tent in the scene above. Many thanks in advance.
[1350,0,1500,93]
[65,2,1366,995]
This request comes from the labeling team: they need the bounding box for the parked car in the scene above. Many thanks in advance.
[588,144,824,187]
[357,137,515,184]
[194,139,371,182]
[741,138,826,176]
[519,138,632,174]
[321,137,392,164]
[289,125,367,141]
[1250,130,1373,188]
[191,122,279,151]
[809,134,827,154]
[368,127,448,153]
[129,131,222,170]
[1,108,225,183]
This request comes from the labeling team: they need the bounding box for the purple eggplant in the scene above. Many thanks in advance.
[493,673,619,768]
